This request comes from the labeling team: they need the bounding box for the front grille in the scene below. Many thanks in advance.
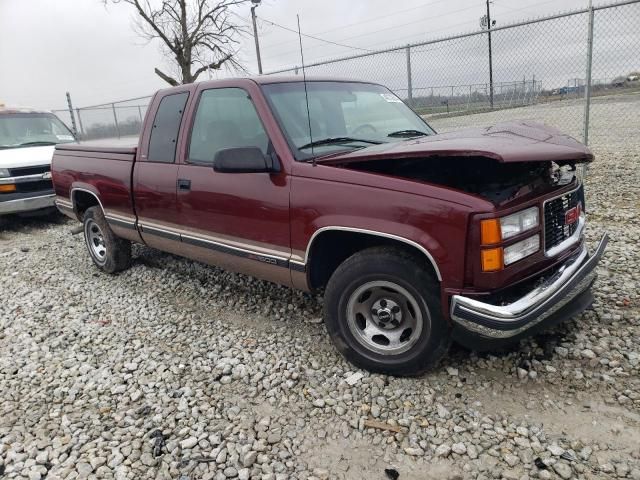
[544,185,583,251]
[8,165,50,177]
[16,180,53,193]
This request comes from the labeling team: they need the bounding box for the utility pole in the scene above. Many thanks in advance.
[251,0,263,74]
[481,0,495,109]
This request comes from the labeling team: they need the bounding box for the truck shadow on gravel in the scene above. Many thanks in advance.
[0,210,69,237]
[130,242,586,374]
[130,244,324,318]
[447,319,582,377]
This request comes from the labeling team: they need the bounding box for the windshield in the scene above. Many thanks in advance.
[0,113,75,149]
[261,81,435,160]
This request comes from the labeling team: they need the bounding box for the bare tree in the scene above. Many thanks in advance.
[104,0,248,85]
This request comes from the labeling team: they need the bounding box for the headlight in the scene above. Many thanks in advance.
[481,206,539,244]
[479,207,541,272]
[500,207,539,239]
[0,168,10,178]
[503,235,540,265]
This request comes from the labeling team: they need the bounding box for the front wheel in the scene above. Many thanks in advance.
[324,247,450,376]
[83,206,131,273]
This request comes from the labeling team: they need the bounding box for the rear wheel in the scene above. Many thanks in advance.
[83,206,131,273]
[324,247,450,376]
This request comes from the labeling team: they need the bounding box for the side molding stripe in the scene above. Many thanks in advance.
[140,224,181,241]
[106,217,137,230]
[289,261,306,273]
[139,223,291,269]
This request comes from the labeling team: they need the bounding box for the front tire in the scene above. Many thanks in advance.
[83,206,131,273]
[324,247,450,376]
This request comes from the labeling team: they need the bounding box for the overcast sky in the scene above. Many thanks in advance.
[0,0,626,110]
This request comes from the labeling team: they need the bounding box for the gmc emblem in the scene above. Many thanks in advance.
[565,203,581,225]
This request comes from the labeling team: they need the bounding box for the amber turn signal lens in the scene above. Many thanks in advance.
[481,247,504,272]
[480,219,501,245]
[0,184,16,193]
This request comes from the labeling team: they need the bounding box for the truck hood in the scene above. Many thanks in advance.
[318,121,593,165]
[0,145,56,169]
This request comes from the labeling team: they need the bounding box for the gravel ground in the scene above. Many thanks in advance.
[1,95,639,480]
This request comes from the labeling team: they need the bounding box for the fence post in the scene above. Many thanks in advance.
[75,108,85,137]
[112,103,121,138]
[406,45,413,107]
[583,0,594,145]
[65,92,78,136]
[532,75,536,105]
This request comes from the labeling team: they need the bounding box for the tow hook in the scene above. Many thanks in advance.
[70,225,83,235]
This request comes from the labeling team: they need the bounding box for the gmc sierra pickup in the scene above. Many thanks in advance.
[52,77,607,375]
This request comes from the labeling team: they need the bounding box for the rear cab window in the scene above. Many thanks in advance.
[147,92,189,163]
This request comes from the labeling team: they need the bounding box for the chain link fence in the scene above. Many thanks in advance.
[53,0,639,143]
[265,0,640,142]
[54,96,152,141]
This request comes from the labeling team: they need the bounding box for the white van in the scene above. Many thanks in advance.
[0,107,76,215]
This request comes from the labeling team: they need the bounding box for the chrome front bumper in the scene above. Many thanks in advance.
[0,193,56,215]
[451,234,608,339]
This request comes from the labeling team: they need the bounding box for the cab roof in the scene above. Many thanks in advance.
[155,76,380,94]
[248,75,368,85]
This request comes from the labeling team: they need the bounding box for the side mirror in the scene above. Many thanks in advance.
[213,147,276,173]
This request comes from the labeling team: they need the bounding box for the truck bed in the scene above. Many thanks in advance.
[52,143,140,243]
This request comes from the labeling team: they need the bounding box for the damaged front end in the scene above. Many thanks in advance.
[317,121,594,205]
[341,155,581,205]
[316,122,607,347]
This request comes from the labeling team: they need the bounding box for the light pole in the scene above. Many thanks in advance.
[480,1,496,108]
[251,0,263,74]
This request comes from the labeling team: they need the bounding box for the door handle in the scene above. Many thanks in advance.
[177,178,191,191]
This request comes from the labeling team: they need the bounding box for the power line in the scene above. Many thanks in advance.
[491,0,561,15]
[259,0,603,74]
[262,0,562,67]
[369,19,482,51]
[323,3,481,43]
[261,3,480,62]
[229,11,254,37]
[259,17,373,53]
[260,0,458,51]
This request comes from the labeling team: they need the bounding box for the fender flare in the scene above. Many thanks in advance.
[70,186,105,218]
[302,226,442,281]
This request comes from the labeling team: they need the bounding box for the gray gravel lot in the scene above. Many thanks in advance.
[1,95,639,480]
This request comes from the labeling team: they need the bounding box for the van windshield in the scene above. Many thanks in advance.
[261,81,434,160]
[0,113,75,149]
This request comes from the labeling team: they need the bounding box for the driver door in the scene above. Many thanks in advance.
[175,87,292,286]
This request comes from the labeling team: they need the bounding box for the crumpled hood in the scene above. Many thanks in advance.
[0,145,56,169]
[318,121,593,165]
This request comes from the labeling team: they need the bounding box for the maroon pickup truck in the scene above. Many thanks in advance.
[52,77,607,375]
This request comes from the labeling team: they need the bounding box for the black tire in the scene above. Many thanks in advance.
[82,206,131,273]
[324,246,450,376]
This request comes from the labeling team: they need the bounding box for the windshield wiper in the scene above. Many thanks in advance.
[387,129,429,138]
[299,137,383,150]
[16,141,58,147]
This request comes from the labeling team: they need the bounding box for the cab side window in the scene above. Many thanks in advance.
[148,92,189,163]
[188,88,269,164]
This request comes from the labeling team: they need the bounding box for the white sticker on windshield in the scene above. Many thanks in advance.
[380,93,403,103]
[56,134,74,141]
